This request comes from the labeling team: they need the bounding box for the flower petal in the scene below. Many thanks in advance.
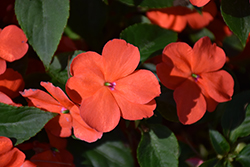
[41,82,74,109]
[115,69,160,104]
[156,42,193,89]
[80,87,120,133]
[102,39,140,81]
[174,79,206,124]
[0,25,28,62]
[186,1,217,29]
[0,92,21,107]
[0,136,13,154]
[0,68,25,98]
[20,89,63,113]
[45,114,72,137]
[198,70,234,103]
[66,75,103,104]
[191,37,226,73]
[70,51,104,78]
[113,92,156,120]
[21,160,37,167]
[189,0,210,7]
[146,6,189,32]
[0,58,6,75]
[0,148,25,167]
[70,105,103,142]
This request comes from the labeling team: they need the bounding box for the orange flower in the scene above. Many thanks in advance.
[66,39,161,132]
[0,136,25,167]
[189,0,210,7]
[21,82,102,143]
[0,25,28,75]
[156,37,234,124]
[146,1,217,32]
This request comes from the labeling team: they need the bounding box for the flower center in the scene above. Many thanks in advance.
[60,107,69,114]
[191,73,200,82]
[104,82,116,90]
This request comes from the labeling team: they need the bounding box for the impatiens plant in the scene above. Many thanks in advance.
[0,0,250,166]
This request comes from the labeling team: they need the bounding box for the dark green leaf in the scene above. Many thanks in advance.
[120,23,177,62]
[199,158,219,167]
[189,28,215,44]
[221,91,250,138]
[230,104,250,143]
[15,0,70,68]
[0,103,55,145]
[236,144,250,167]
[83,141,134,167]
[221,0,250,47]
[118,0,174,8]
[137,124,179,167]
[209,129,230,155]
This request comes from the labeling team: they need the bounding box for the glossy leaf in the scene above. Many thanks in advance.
[221,91,250,138]
[137,124,179,167]
[0,103,55,145]
[209,129,230,155]
[83,141,134,167]
[118,0,174,8]
[221,0,250,47]
[236,144,250,167]
[15,0,70,68]
[230,104,250,143]
[120,23,177,62]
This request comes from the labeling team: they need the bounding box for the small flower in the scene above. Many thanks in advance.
[156,36,234,124]
[146,1,217,32]
[0,136,26,167]
[0,25,28,75]
[21,82,102,143]
[66,39,161,132]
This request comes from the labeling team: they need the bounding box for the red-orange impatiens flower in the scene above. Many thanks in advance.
[66,39,161,132]
[0,25,28,75]
[189,0,210,7]
[0,136,25,167]
[21,82,102,143]
[146,1,217,32]
[156,36,234,124]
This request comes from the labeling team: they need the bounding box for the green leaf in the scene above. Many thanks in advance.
[221,91,250,138]
[230,104,250,143]
[137,124,179,167]
[15,0,70,68]
[118,0,174,8]
[120,23,177,62]
[0,103,55,145]
[209,129,230,155]
[199,158,219,167]
[221,0,250,47]
[236,144,250,167]
[83,141,134,167]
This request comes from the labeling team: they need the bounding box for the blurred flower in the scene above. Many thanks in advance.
[146,1,217,32]
[21,82,102,143]
[0,25,28,75]
[0,136,25,167]
[189,0,210,7]
[18,140,74,167]
[186,157,204,167]
[156,36,234,124]
[66,39,161,132]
